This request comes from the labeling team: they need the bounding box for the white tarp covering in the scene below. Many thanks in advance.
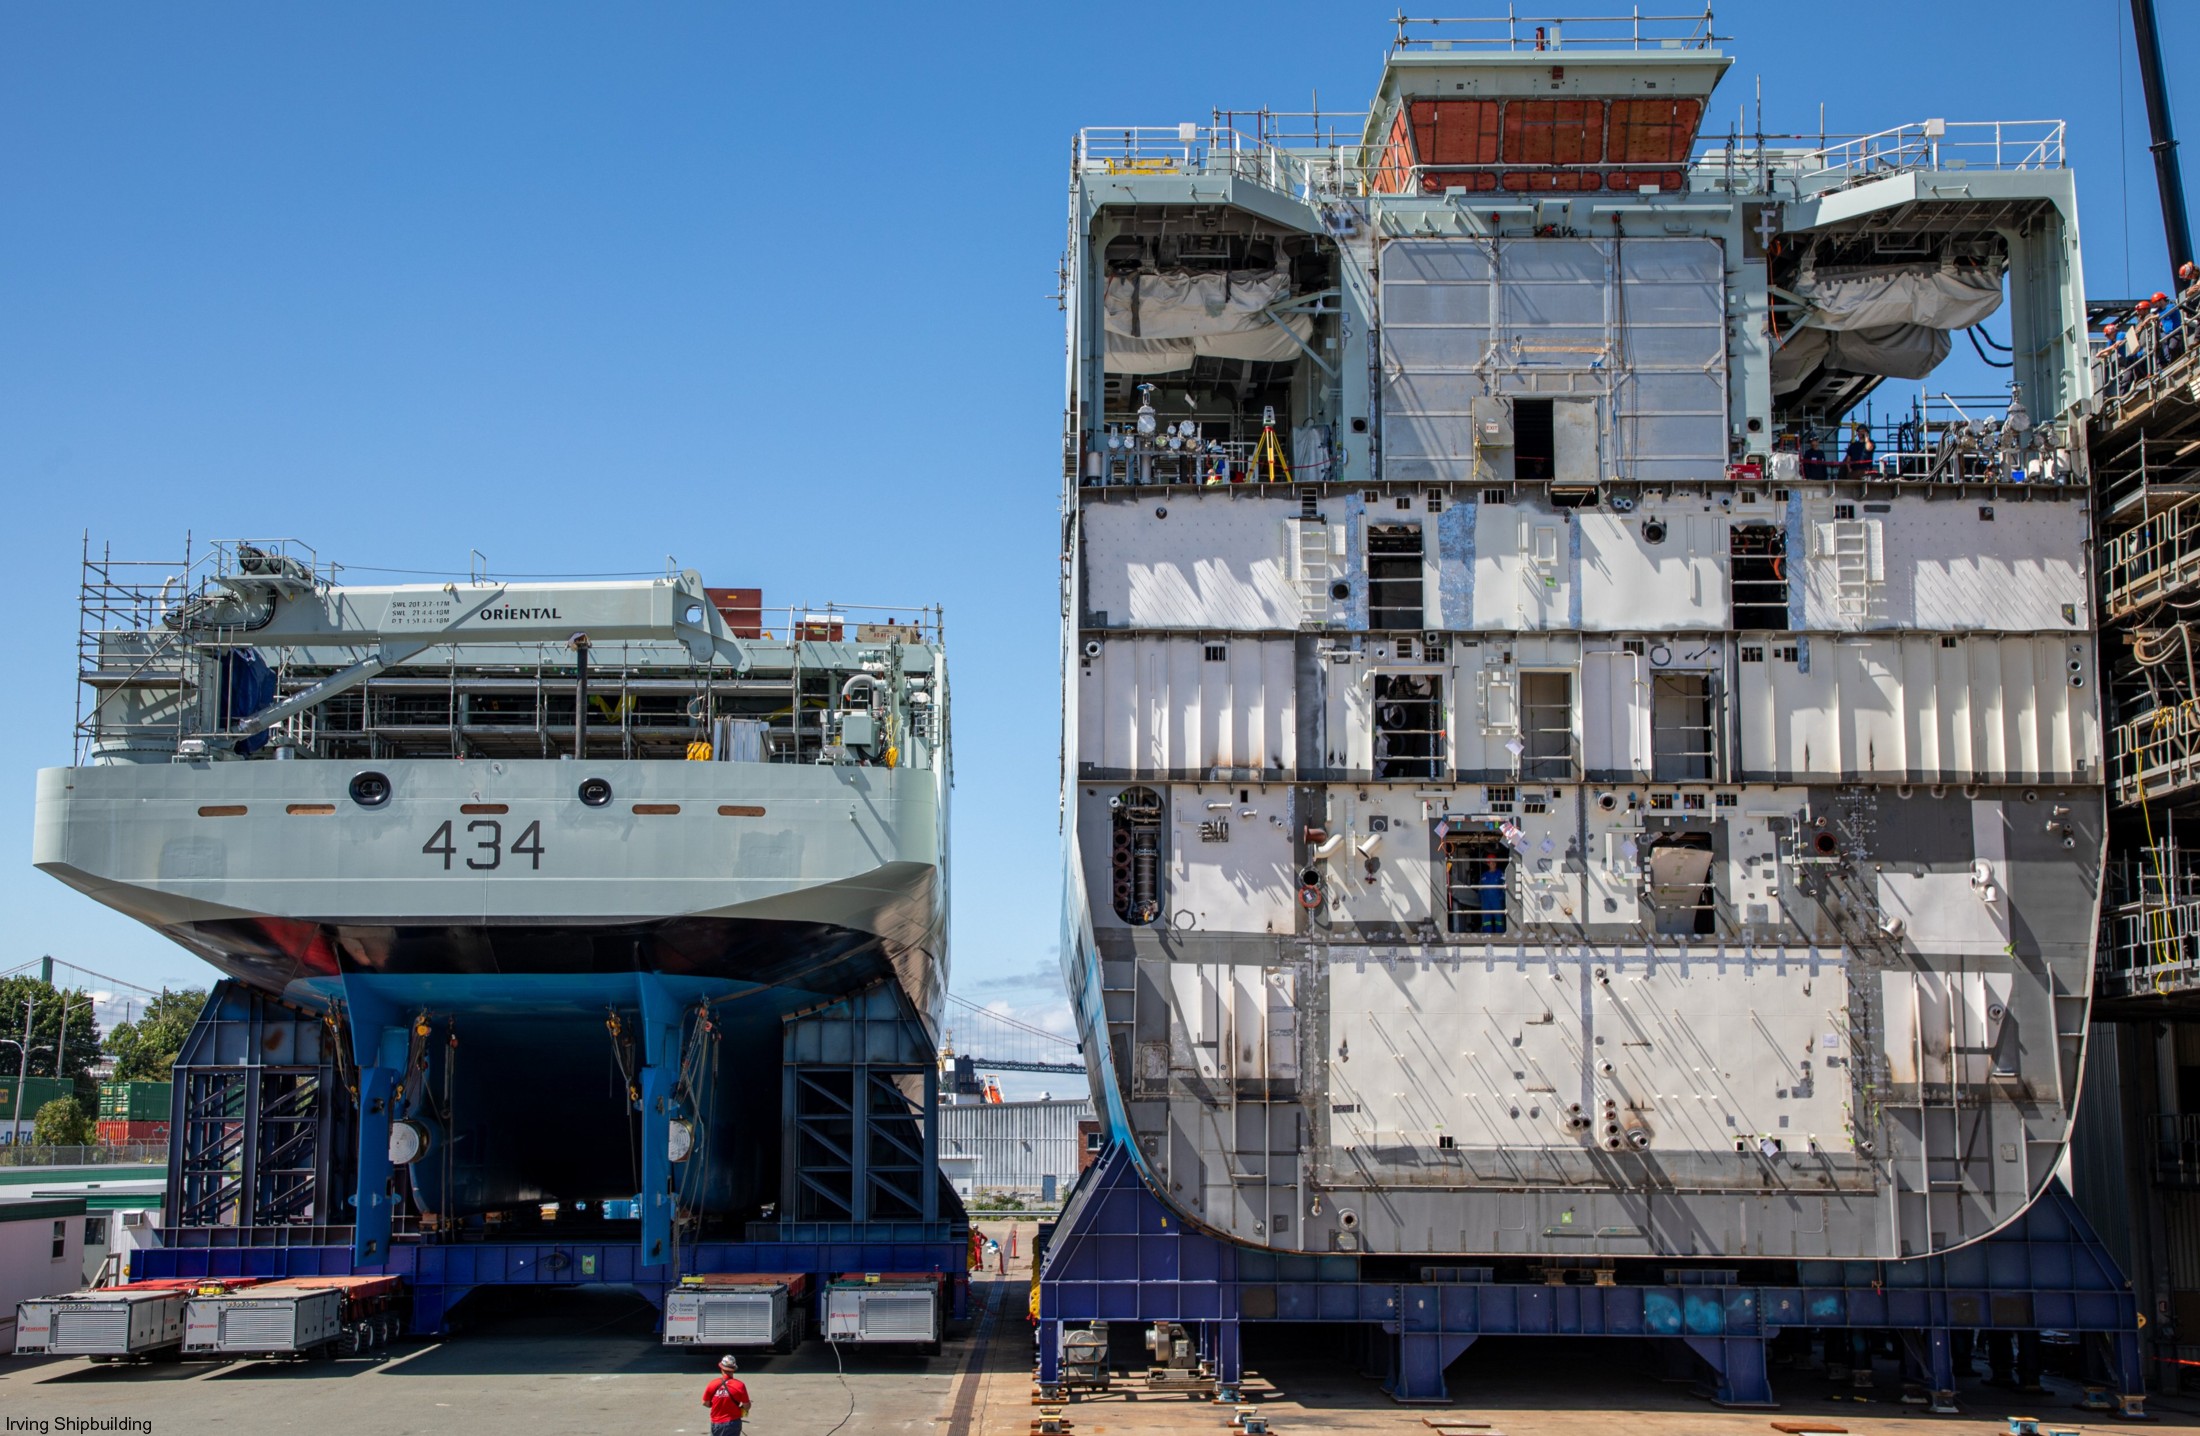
[1772,323,1953,393]
[1103,269,1311,372]
[1772,259,2000,389]
[1794,261,2004,333]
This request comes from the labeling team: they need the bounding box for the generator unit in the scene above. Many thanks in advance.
[663,1273,808,1352]
[184,1284,341,1358]
[182,1276,405,1358]
[15,1280,244,1360]
[823,1273,942,1353]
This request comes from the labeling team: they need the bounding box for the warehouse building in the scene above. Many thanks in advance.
[939,1097,1091,1201]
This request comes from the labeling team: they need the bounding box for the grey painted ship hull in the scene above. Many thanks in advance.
[35,755,948,1221]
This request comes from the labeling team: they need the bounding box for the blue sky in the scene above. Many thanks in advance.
[0,1,2191,1041]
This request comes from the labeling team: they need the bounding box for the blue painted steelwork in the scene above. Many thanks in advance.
[168,982,348,1232]
[145,981,970,1336]
[1037,1146,2145,1413]
[133,1236,970,1336]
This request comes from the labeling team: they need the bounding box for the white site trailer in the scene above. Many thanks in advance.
[15,1287,189,1359]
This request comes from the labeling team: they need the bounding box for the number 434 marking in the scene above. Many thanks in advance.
[422,819,545,871]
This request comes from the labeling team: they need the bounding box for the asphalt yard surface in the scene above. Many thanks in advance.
[4,1221,2196,1436]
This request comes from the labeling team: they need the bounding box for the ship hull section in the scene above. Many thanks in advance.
[36,757,947,1224]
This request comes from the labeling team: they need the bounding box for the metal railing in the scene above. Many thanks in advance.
[2107,492,2200,618]
[2111,699,2200,808]
[1793,119,2066,190]
[1077,115,2067,206]
[2092,284,2200,419]
[2102,897,2200,999]
[1389,10,1721,51]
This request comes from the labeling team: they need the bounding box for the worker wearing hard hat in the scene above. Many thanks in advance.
[704,1354,752,1436]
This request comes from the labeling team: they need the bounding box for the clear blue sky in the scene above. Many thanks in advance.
[0,1,2190,1041]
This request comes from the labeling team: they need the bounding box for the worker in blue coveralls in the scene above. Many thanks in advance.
[1477,855,1507,934]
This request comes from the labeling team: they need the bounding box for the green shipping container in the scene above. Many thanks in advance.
[0,1076,76,1122]
[98,1082,172,1121]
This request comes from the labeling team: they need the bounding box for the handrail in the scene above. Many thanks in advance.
[2110,699,2200,806]
[1076,113,2067,207]
[2092,284,2200,420]
[1793,119,2066,187]
[1390,10,1722,51]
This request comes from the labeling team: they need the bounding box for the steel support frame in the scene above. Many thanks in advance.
[1036,1146,2145,1412]
[780,987,943,1232]
[167,981,345,1234]
[144,982,972,1336]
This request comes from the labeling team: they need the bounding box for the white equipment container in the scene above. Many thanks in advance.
[183,1284,343,1357]
[663,1281,799,1350]
[15,1289,188,1358]
[823,1278,939,1350]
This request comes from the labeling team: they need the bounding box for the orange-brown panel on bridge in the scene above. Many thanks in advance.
[1607,97,1705,164]
[1605,169,1688,193]
[1410,99,1502,166]
[1373,107,1417,195]
[1501,99,1605,167]
[1500,169,1604,192]
[1421,171,1501,193]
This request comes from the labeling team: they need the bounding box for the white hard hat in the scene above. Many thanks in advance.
[719,1354,739,1371]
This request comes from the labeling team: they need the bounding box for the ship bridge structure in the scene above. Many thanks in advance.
[1045,11,2140,1411]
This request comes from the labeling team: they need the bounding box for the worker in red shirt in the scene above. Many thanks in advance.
[703,1353,751,1436]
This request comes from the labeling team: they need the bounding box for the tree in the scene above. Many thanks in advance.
[0,975,103,1085]
[32,1096,95,1147]
[104,989,207,1081]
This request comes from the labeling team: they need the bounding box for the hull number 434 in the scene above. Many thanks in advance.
[423,819,544,871]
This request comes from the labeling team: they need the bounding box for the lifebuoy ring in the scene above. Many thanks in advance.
[1297,884,1324,910]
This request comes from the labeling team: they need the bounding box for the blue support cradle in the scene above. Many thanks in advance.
[1037,1144,2147,1414]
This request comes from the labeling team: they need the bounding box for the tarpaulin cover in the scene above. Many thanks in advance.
[1771,322,1953,392]
[221,649,277,756]
[1103,269,1309,372]
[1794,261,2005,332]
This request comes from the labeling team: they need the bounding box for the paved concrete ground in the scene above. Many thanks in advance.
[5,1219,2196,1435]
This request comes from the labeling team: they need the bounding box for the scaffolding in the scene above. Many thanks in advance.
[71,534,944,768]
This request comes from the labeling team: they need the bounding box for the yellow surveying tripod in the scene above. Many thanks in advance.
[1251,405,1292,483]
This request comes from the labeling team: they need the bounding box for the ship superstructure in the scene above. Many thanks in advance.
[1060,15,2098,1263]
[36,539,951,1263]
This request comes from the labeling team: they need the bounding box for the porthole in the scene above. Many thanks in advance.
[349,771,392,809]
[579,778,614,807]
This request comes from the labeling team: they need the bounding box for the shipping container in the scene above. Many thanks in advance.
[98,1082,172,1122]
[704,587,763,638]
[0,1076,77,1125]
[96,1120,168,1146]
